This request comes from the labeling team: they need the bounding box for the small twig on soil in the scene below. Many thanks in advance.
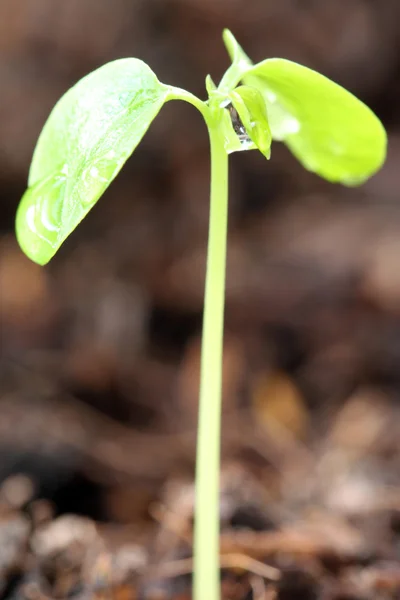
[219,529,357,562]
[249,575,274,600]
[146,553,280,582]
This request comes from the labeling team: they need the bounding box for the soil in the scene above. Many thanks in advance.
[2,1,400,598]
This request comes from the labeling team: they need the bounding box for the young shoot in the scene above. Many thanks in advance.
[16,29,386,600]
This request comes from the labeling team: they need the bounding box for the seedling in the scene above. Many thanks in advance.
[16,30,386,600]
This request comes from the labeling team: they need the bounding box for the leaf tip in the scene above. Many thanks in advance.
[205,74,217,94]
[15,187,56,266]
[222,28,233,43]
[222,29,237,61]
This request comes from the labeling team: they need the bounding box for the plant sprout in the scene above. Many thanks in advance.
[16,30,386,600]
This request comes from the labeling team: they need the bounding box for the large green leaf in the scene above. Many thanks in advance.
[16,59,168,265]
[243,59,387,185]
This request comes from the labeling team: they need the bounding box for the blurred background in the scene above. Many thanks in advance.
[1,1,400,598]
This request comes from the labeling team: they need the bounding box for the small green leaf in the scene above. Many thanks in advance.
[216,101,251,154]
[205,75,217,95]
[222,29,252,78]
[218,29,252,93]
[16,58,168,265]
[244,59,387,184]
[229,86,272,159]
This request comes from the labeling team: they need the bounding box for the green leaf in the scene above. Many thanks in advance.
[216,103,249,154]
[229,86,272,159]
[218,29,252,93]
[205,74,217,95]
[16,58,168,265]
[243,59,387,184]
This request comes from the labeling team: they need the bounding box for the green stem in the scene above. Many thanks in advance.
[194,118,228,600]
[165,86,210,120]
[165,86,228,600]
